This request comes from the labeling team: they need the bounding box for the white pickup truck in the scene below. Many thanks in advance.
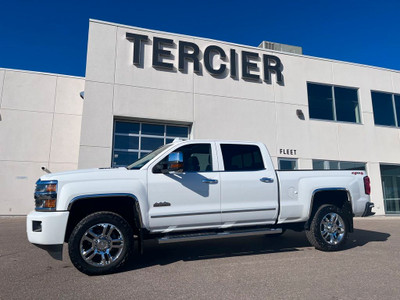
[27,140,374,275]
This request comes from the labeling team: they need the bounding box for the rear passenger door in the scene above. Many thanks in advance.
[218,143,279,226]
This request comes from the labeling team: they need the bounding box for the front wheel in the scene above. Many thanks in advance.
[68,212,134,275]
[305,204,349,251]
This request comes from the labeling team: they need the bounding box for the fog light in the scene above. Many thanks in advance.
[32,221,42,232]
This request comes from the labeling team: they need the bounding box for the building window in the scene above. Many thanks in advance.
[380,164,400,214]
[312,159,365,170]
[371,91,400,127]
[112,120,189,167]
[278,158,298,170]
[307,83,360,123]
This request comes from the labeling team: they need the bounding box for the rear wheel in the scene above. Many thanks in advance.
[306,204,349,251]
[68,212,134,275]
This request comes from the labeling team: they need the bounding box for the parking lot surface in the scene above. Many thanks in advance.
[1,216,399,300]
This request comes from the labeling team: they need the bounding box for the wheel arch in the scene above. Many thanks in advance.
[65,193,143,243]
[306,188,353,232]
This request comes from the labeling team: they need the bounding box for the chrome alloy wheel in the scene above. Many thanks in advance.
[320,212,345,245]
[79,223,125,267]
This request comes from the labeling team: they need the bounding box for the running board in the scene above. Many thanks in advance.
[158,228,282,244]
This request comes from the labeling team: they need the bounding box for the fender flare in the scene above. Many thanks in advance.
[67,193,144,229]
[306,188,354,232]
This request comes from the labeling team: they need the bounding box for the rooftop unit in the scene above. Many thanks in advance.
[258,41,302,55]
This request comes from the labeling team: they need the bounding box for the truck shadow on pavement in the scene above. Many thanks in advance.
[120,228,390,273]
[344,227,390,249]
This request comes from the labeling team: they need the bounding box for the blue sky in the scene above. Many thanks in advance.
[1,0,399,77]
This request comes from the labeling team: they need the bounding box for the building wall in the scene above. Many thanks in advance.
[2,22,397,215]
[0,69,84,214]
[79,20,399,216]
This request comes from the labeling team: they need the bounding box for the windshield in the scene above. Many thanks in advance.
[127,144,172,170]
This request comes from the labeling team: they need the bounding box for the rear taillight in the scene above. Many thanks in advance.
[364,176,371,195]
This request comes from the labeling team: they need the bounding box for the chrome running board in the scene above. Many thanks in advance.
[158,228,282,244]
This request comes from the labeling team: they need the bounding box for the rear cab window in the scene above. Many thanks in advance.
[220,144,265,171]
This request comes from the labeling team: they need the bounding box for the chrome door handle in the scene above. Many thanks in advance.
[260,177,274,183]
[202,179,219,184]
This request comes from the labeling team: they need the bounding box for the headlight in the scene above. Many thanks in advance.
[34,180,58,211]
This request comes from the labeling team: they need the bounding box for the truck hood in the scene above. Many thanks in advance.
[39,167,138,183]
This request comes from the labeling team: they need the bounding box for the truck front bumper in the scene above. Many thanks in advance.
[362,202,375,217]
[26,211,69,245]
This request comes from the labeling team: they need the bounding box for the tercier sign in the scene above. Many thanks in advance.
[126,32,284,84]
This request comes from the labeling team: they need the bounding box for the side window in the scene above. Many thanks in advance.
[221,144,264,171]
[157,143,213,173]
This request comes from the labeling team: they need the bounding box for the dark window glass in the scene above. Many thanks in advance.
[141,137,164,150]
[166,126,189,137]
[307,83,334,121]
[179,144,212,172]
[340,161,365,170]
[312,160,325,170]
[308,83,360,123]
[372,91,395,126]
[166,138,175,144]
[394,95,400,126]
[279,159,297,170]
[335,87,359,123]
[139,151,151,158]
[221,144,265,171]
[142,124,164,136]
[113,151,138,167]
[329,161,340,170]
[113,121,190,168]
[114,122,139,134]
[158,144,212,172]
[128,144,172,170]
[114,135,139,150]
[380,164,400,214]
[312,159,365,171]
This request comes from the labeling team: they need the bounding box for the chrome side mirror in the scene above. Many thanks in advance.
[166,152,184,173]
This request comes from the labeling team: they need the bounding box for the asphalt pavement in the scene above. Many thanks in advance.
[1,216,399,300]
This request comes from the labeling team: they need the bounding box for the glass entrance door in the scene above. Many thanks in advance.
[380,164,400,214]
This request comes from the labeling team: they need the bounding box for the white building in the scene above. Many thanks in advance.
[2,19,400,215]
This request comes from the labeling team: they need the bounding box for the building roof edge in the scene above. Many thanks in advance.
[89,19,400,74]
[0,67,85,80]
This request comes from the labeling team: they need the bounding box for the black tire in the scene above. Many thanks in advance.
[68,212,134,275]
[305,204,349,251]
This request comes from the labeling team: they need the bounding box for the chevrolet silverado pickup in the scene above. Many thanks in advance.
[27,139,374,275]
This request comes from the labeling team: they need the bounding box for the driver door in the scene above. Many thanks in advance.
[147,142,221,232]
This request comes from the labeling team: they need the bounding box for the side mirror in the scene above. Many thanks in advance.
[166,152,184,173]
